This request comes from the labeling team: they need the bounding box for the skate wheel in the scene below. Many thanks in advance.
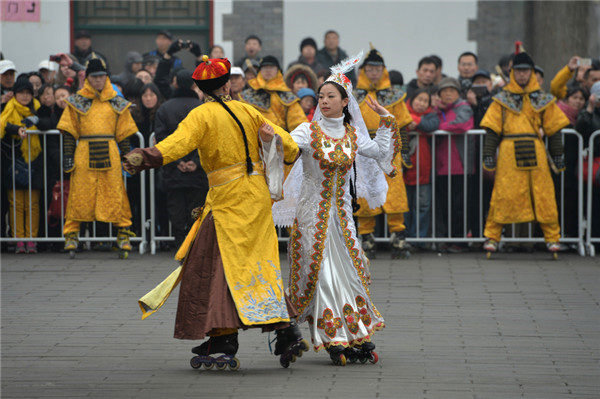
[69,250,75,259]
[228,357,240,371]
[203,362,214,370]
[280,358,290,368]
[190,356,201,369]
[119,250,129,259]
[486,252,491,260]
[215,362,227,371]
[290,354,297,363]
[403,251,411,260]
[300,339,309,352]
[348,356,357,364]
[338,354,347,366]
[296,349,303,358]
[370,351,379,364]
[552,252,558,260]
[359,356,368,364]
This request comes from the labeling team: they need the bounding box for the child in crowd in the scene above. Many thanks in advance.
[403,88,439,248]
[0,77,48,253]
[297,87,317,120]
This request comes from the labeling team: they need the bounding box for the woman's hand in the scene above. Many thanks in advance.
[259,122,274,142]
[18,127,27,139]
[366,95,388,116]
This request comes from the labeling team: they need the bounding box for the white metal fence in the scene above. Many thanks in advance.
[2,129,599,256]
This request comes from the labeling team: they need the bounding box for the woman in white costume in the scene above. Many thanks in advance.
[271,54,400,365]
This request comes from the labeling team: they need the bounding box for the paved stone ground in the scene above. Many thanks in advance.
[1,249,599,399]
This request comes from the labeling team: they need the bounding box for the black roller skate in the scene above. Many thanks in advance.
[190,333,240,371]
[361,233,377,259]
[344,342,379,364]
[116,228,135,259]
[327,345,347,366]
[64,232,78,259]
[274,320,309,368]
[390,231,410,259]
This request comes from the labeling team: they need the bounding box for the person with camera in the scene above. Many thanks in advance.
[154,38,203,100]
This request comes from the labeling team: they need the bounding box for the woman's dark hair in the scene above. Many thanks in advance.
[122,78,144,101]
[565,86,588,101]
[28,71,45,85]
[317,81,352,126]
[38,83,54,97]
[131,82,163,124]
[54,85,74,95]
[409,87,432,108]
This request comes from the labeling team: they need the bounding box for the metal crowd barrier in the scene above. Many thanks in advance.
[6,129,594,256]
[585,130,600,256]
[0,130,147,254]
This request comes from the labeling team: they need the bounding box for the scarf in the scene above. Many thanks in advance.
[557,100,578,126]
[248,71,291,92]
[0,97,42,162]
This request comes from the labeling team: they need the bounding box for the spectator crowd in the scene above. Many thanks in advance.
[1,29,600,254]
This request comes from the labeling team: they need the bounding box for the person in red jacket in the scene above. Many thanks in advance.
[403,88,439,249]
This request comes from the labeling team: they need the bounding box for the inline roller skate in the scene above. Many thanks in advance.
[190,333,240,371]
[344,342,379,364]
[390,231,410,259]
[361,233,377,259]
[116,228,135,259]
[274,320,309,368]
[64,232,79,259]
[483,238,498,260]
[327,345,347,366]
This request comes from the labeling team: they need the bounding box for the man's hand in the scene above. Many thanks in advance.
[177,161,187,172]
[167,39,183,56]
[259,123,274,143]
[1,91,13,104]
[466,89,477,106]
[483,155,496,171]
[567,56,579,71]
[185,160,197,172]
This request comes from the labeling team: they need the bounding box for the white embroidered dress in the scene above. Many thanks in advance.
[287,113,398,351]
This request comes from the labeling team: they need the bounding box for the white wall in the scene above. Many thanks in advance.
[1,0,70,74]
[212,0,234,59]
[283,0,477,82]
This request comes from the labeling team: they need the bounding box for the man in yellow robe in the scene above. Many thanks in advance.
[480,52,569,254]
[123,56,308,369]
[353,46,413,259]
[57,59,138,254]
[240,56,308,132]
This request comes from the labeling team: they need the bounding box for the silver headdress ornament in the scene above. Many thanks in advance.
[272,51,389,228]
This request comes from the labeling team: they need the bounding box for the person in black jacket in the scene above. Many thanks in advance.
[154,69,208,248]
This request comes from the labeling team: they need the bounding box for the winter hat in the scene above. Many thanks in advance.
[534,65,544,77]
[75,30,91,40]
[437,77,461,93]
[192,55,231,92]
[362,43,385,67]
[259,55,281,71]
[471,69,491,81]
[86,58,108,77]
[512,52,535,70]
[12,76,33,94]
[297,87,316,100]
[156,29,173,40]
[300,37,317,52]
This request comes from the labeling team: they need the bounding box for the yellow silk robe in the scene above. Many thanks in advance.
[241,71,308,132]
[353,68,413,217]
[140,99,299,326]
[57,78,137,223]
[481,71,569,224]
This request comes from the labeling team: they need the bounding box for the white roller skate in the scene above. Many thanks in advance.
[483,238,498,259]
[64,232,79,259]
[390,231,410,259]
[361,233,377,259]
[116,228,135,259]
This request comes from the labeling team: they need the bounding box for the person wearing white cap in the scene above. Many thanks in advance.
[1,60,17,111]
[228,66,245,100]
[38,60,59,86]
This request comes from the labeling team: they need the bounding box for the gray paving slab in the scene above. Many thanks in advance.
[1,250,599,399]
